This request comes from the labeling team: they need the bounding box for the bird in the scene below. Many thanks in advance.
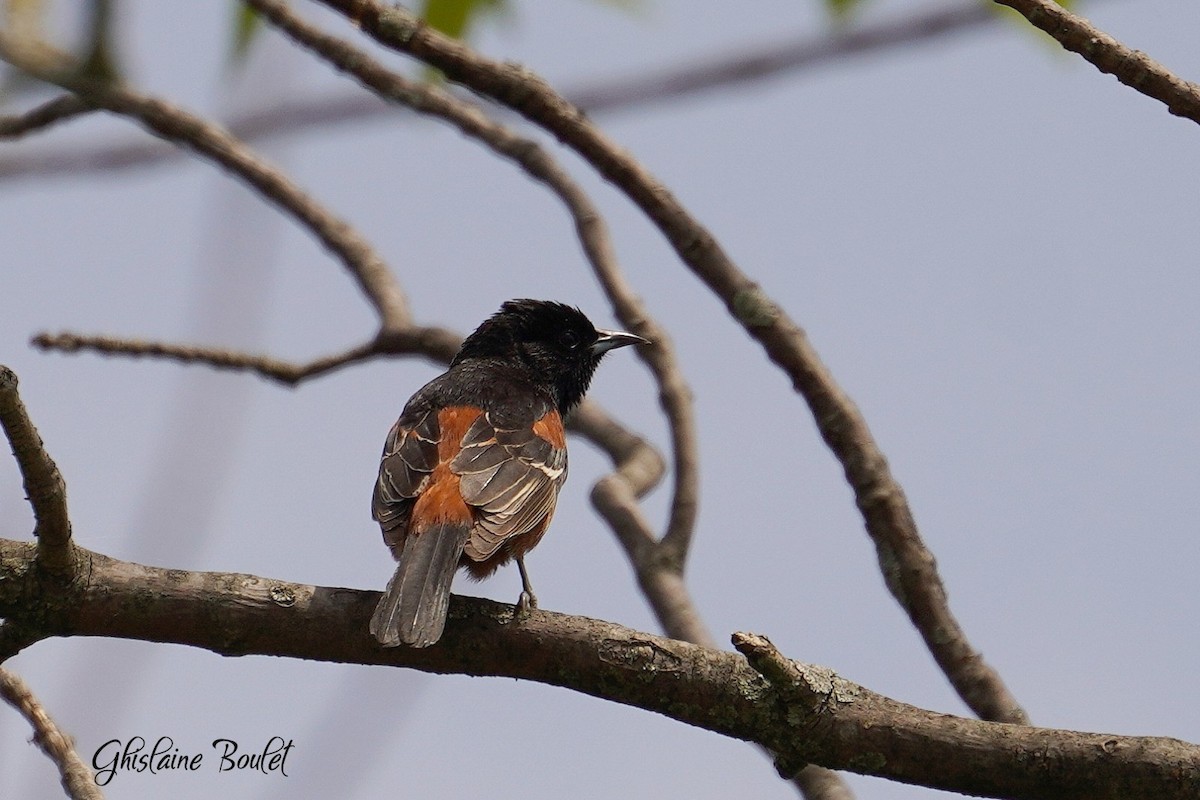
[370,299,649,648]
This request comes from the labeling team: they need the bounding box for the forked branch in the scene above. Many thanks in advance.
[0,366,74,576]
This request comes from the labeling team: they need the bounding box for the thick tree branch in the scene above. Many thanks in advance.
[729,632,1197,797]
[0,538,1195,800]
[0,668,103,800]
[0,32,412,331]
[0,622,38,663]
[994,0,1200,125]
[311,0,1027,726]
[0,366,74,577]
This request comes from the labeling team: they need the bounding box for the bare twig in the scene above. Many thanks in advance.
[0,2,1009,181]
[994,0,1200,125]
[572,2,994,113]
[31,331,384,386]
[547,158,701,569]
[0,94,92,138]
[0,668,103,800]
[0,366,74,576]
[29,327,679,583]
[0,132,176,178]
[0,32,412,331]
[30,330,667,529]
[313,0,1029,727]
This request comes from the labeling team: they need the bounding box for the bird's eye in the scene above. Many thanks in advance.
[560,330,581,349]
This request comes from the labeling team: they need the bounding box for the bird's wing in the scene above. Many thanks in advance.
[450,408,568,561]
[372,409,442,549]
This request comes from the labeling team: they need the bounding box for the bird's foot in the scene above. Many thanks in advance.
[516,589,538,618]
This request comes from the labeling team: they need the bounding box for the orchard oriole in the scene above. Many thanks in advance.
[371,299,648,647]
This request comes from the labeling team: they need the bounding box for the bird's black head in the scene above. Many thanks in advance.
[453,299,648,414]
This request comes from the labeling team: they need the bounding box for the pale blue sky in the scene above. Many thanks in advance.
[2,1,1198,798]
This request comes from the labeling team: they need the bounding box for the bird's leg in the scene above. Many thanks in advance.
[516,556,538,615]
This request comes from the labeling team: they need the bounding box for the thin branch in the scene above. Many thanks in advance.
[565,397,715,682]
[29,325,665,480]
[550,165,701,568]
[0,94,92,138]
[571,2,994,113]
[0,538,1196,800]
[0,32,412,331]
[0,365,74,577]
[0,130,180,178]
[0,2,1009,181]
[0,668,103,800]
[31,331,385,386]
[994,0,1200,125]
[313,0,1029,726]
[29,331,668,537]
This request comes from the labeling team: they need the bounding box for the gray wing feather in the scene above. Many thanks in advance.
[450,413,567,560]
[372,411,439,545]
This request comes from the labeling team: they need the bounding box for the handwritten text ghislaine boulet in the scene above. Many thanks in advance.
[91,736,295,786]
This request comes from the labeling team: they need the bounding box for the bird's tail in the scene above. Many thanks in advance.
[370,523,470,648]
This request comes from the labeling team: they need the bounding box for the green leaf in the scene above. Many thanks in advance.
[419,0,640,43]
[419,0,506,40]
[824,0,863,20]
[230,2,263,64]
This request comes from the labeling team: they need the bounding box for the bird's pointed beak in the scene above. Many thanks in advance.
[592,328,650,355]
